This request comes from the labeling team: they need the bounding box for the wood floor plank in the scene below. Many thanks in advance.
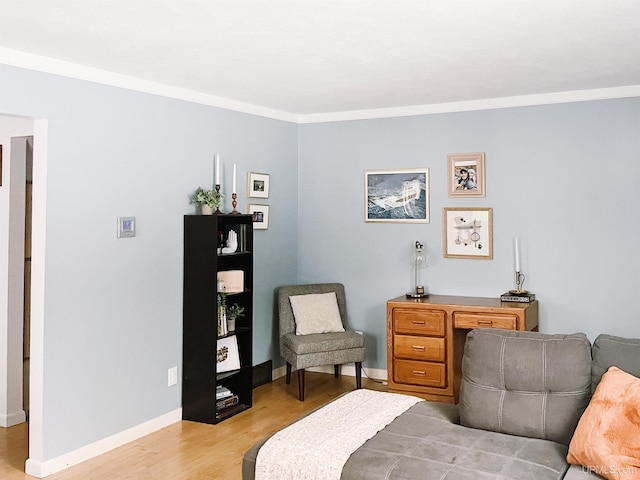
[0,373,386,479]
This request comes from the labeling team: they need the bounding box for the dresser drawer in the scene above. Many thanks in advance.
[453,312,517,330]
[393,309,445,336]
[393,360,446,387]
[394,335,445,361]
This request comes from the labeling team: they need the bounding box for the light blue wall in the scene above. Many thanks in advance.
[298,99,640,368]
[0,65,298,460]
[2,61,639,465]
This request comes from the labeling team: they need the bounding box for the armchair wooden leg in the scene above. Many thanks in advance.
[286,362,292,384]
[355,362,362,389]
[297,368,305,401]
[334,365,340,378]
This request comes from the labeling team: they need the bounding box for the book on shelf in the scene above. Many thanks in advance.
[216,394,239,411]
[216,385,232,400]
[500,292,536,303]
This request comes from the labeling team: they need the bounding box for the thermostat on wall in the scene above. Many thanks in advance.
[117,217,136,238]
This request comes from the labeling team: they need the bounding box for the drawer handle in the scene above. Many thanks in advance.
[412,370,426,376]
[411,320,426,325]
[411,345,426,351]
[477,320,493,326]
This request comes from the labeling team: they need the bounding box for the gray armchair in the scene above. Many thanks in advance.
[278,283,365,401]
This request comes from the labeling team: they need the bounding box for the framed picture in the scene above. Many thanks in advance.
[217,335,241,373]
[365,168,429,223]
[448,152,485,197]
[443,207,493,259]
[247,172,270,198]
[248,204,270,229]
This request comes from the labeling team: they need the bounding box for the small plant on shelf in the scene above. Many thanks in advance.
[192,187,223,213]
[227,304,245,320]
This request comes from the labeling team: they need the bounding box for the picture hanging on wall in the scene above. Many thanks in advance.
[248,204,270,229]
[443,207,493,259]
[364,168,430,223]
[448,152,485,197]
[247,172,270,198]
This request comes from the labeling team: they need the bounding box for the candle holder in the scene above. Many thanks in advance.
[214,184,222,214]
[509,271,528,294]
[230,193,239,214]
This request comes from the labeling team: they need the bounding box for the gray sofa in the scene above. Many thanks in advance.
[243,329,640,480]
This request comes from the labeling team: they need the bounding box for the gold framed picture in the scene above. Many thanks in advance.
[443,207,493,259]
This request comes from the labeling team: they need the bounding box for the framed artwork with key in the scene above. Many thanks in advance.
[443,207,493,259]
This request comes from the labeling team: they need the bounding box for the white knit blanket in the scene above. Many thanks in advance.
[255,389,423,480]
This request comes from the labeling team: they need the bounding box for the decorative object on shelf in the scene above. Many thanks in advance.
[406,241,429,298]
[443,207,493,259]
[217,292,227,336]
[217,270,244,293]
[216,335,241,373]
[364,168,430,223]
[227,303,244,332]
[247,172,270,198]
[192,187,223,215]
[248,204,270,229]
[448,152,486,197]
[221,230,238,254]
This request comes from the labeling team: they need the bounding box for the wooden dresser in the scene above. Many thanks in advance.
[387,295,539,403]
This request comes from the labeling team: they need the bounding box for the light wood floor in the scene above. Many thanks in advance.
[0,372,386,479]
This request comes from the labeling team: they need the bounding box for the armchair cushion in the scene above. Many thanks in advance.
[289,292,345,335]
[282,331,364,355]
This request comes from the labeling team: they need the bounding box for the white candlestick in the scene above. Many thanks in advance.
[215,154,220,186]
[232,164,237,194]
[514,238,521,272]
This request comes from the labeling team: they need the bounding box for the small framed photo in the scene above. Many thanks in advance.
[217,335,240,373]
[448,152,485,197]
[248,204,270,230]
[365,168,429,223]
[443,207,493,259]
[247,172,270,198]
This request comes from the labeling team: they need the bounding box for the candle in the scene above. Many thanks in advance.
[514,238,521,272]
[232,164,237,194]
[215,154,220,186]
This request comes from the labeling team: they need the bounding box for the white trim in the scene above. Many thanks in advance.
[25,408,182,478]
[297,85,640,123]
[272,365,387,383]
[0,48,297,124]
[2,48,639,125]
[0,409,26,427]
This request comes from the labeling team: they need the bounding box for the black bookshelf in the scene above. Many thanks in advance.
[182,214,253,424]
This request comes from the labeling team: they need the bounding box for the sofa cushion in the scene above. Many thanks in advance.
[591,334,640,393]
[567,366,640,480]
[459,329,592,446]
[342,401,571,480]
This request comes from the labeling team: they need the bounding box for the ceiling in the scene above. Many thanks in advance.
[1,0,639,121]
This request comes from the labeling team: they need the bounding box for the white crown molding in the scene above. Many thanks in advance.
[2,48,639,125]
[0,48,298,124]
[297,85,640,124]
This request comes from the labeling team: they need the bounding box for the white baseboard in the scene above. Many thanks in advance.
[272,365,387,382]
[0,409,26,427]
[25,408,182,478]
